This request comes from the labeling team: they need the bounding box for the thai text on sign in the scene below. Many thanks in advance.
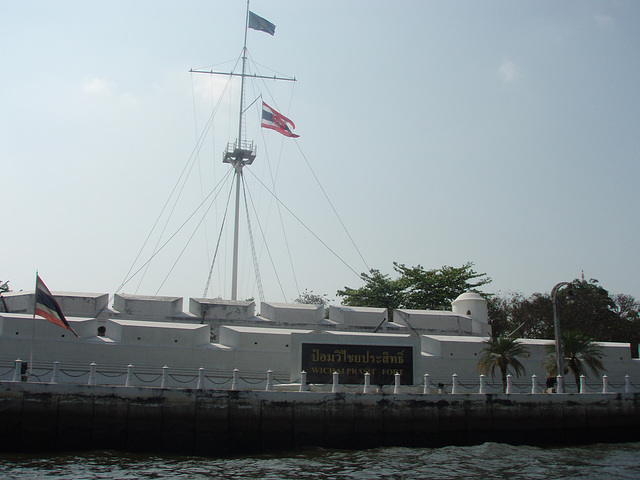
[301,343,413,385]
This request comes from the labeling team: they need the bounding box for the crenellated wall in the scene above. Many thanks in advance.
[2,290,638,389]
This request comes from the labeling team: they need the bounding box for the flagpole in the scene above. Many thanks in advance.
[29,271,38,381]
[230,0,251,301]
[240,0,249,144]
[190,3,292,302]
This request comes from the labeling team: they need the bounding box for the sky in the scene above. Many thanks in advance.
[2,1,639,308]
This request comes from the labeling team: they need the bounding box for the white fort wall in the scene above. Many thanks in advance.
[417,335,639,391]
[1,291,639,391]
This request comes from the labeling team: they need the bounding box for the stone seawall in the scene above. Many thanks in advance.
[1,381,639,456]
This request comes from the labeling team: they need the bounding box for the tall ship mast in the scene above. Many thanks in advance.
[190,1,296,300]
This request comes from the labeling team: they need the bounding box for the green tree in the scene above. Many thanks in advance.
[394,262,491,310]
[487,294,512,338]
[477,335,530,393]
[337,269,405,313]
[489,292,553,339]
[612,294,640,355]
[294,289,332,318]
[488,279,640,345]
[337,262,491,313]
[614,294,640,322]
[560,279,620,341]
[294,289,331,305]
[0,280,9,294]
[542,331,605,388]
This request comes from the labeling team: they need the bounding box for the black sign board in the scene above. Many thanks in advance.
[301,343,413,385]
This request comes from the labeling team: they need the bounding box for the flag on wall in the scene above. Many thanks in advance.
[35,275,78,337]
[249,11,276,36]
[261,102,299,138]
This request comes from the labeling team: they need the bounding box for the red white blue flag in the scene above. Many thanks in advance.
[261,102,299,138]
[35,275,78,337]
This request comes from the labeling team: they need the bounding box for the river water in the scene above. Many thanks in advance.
[1,442,639,479]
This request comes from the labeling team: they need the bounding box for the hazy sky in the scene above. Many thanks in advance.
[2,1,639,307]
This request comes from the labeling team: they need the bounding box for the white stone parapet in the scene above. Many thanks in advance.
[114,294,183,318]
[329,305,388,327]
[189,298,255,321]
[261,302,324,324]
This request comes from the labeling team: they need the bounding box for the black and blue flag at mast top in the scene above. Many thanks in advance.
[248,11,276,36]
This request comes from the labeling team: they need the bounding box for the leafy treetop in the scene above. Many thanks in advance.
[337,262,491,312]
[294,289,331,306]
[488,278,640,344]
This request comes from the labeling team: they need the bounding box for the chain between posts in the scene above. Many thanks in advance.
[2,360,635,394]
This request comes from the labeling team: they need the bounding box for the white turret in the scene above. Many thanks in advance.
[452,292,490,336]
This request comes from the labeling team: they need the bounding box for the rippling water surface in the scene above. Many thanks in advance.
[2,443,640,479]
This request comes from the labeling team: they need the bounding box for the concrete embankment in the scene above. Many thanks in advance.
[1,381,639,456]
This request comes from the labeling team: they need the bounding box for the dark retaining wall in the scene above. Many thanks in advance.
[1,382,639,456]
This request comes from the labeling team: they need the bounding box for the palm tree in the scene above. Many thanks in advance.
[477,335,529,392]
[543,330,605,389]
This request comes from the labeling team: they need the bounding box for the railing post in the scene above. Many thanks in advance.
[160,365,169,388]
[556,375,563,394]
[231,368,239,391]
[580,375,586,394]
[125,364,134,387]
[300,370,308,392]
[363,372,371,394]
[197,367,205,390]
[531,374,537,394]
[51,361,60,385]
[602,375,609,394]
[266,370,274,392]
[451,373,458,394]
[393,372,401,394]
[12,359,22,382]
[423,373,431,395]
[479,374,486,394]
[625,374,631,393]
[506,374,513,394]
[332,371,339,393]
[88,362,97,386]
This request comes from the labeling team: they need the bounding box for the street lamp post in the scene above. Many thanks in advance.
[551,281,573,384]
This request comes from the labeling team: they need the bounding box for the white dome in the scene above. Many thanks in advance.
[451,291,488,324]
[453,292,485,303]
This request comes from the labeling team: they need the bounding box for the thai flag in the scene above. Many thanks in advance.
[261,102,299,138]
[35,275,78,337]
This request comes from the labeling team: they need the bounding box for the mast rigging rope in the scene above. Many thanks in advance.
[243,172,287,302]
[245,169,363,281]
[202,178,235,299]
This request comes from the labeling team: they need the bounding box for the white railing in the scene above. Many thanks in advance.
[1,359,637,395]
